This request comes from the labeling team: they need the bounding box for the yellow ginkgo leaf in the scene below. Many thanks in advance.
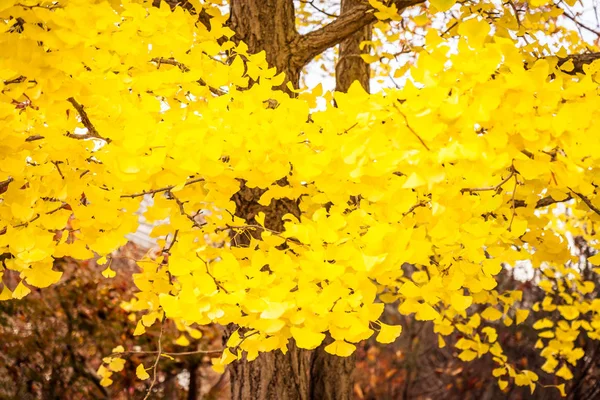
[516,309,530,325]
[556,364,573,380]
[376,322,402,344]
[291,326,326,350]
[136,363,150,380]
[12,281,31,300]
[481,307,503,321]
[102,267,116,278]
[451,293,473,312]
[429,0,456,12]
[108,357,126,372]
[416,304,440,321]
[324,340,356,357]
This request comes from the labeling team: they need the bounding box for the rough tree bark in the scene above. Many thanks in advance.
[229,0,300,89]
[336,0,372,93]
[229,0,423,91]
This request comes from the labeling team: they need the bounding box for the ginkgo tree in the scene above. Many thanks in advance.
[2,0,600,398]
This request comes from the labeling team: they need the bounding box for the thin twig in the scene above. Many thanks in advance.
[402,201,429,217]
[162,229,179,255]
[144,322,164,400]
[461,169,515,194]
[507,175,518,231]
[170,193,205,229]
[336,122,359,135]
[109,347,224,359]
[559,2,600,37]
[150,57,227,96]
[15,2,62,10]
[441,20,458,37]
[66,97,111,142]
[299,0,338,18]
[11,203,68,230]
[507,0,522,28]
[3,75,26,85]
[570,189,600,216]
[120,177,205,198]
[52,161,65,179]
[197,255,230,294]
[393,104,430,151]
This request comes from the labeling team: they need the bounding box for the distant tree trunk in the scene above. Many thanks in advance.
[336,0,372,93]
[187,363,199,400]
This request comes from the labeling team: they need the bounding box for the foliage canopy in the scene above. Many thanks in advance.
[2,0,600,396]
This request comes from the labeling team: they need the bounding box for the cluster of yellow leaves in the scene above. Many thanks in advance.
[2,0,600,396]
[361,0,594,88]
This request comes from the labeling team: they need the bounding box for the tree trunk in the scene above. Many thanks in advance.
[310,336,355,400]
[230,0,301,90]
[229,338,313,400]
[225,1,377,399]
[336,0,372,93]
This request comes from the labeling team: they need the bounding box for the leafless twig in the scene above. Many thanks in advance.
[461,168,515,194]
[143,322,164,400]
[120,177,205,198]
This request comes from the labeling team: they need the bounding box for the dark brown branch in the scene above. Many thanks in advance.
[120,177,205,198]
[66,97,111,142]
[25,135,44,142]
[514,194,573,209]
[556,52,600,74]
[571,190,600,216]
[51,161,64,179]
[402,201,429,217]
[0,177,13,194]
[170,193,205,229]
[162,229,179,255]
[3,75,26,85]
[559,5,600,37]
[291,0,424,67]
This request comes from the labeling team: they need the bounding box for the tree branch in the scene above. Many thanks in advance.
[461,169,515,194]
[120,177,205,198]
[0,177,13,194]
[571,190,600,216]
[514,194,573,209]
[66,97,111,142]
[150,57,227,96]
[556,52,600,74]
[291,0,424,67]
